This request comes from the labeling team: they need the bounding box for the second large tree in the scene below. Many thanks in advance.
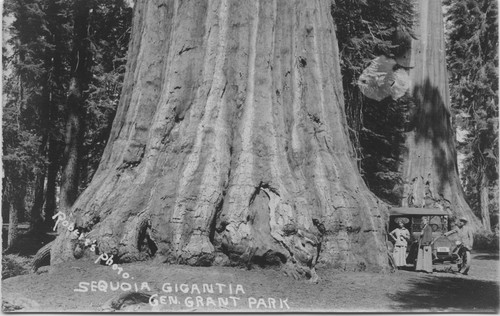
[401,0,481,229]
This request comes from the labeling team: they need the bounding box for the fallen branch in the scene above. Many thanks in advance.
[30,241,53,273]
[100,292,152,311]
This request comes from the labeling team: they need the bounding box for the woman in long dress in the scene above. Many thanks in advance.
[416,216,433,273]
[390,218,410,268]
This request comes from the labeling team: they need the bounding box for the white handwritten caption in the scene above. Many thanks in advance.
[53,212,134,280]
[52,211,96,251]
[94,253,131,279]
[74,282,290,309]
[60,214,289,310]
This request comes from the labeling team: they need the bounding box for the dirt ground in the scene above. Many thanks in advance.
[2,251,498,313]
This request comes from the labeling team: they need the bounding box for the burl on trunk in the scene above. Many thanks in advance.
[51,0,389,278]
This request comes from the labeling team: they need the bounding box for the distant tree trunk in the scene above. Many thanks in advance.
[30,172,46,231]
[5,182,27,251]
[16,192,26,223]
[479,168,491,231]
[14,185,27,224]
[51,0,390,277]
[30,115,48,231]
[32,49,52,231]
[401,0,481,229]
[59,0,90,213]
[44,137,59,229]
[40,0,67,230]
[7,202,18,251]
[60,103,85,211]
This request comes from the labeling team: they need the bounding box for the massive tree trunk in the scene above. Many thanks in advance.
[59,0,90,213]
[51,0,389,276]
[401,0,481,230]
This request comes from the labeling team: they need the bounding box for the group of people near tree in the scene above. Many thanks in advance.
[389,216,473,275]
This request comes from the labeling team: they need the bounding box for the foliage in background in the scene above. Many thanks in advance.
[331,0,414,204]
[445,0,499,229]
[1,254,31,280]
[2,0,71,223]
[80,1,132,189]
[473,230,499,252]
[2,0,132,230]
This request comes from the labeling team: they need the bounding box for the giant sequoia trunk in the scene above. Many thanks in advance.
[401,0,481,229]
[51,0,390,276]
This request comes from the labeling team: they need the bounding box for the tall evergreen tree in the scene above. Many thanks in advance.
[80,0,132,188]
[445,0,498,231]
[42,0,72,229]
[396,0,479,229]
[59,0,92,213]
[2,0,132,239]
[2,0,60,236]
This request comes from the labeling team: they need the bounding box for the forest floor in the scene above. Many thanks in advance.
[2,250,498,313]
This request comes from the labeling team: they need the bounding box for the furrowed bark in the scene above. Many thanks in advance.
[29,172,46,232]
[6,185,26,251]
[479,169,491,231]
[51,0,390,276]
[60,103,85,211]
[44,137,59,229]
[30,90,49,231]
[7,202,18,251]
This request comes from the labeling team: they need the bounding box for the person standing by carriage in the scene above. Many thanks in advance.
[444,217,473,275]
[416,216,433,273]
[390,218,410,268]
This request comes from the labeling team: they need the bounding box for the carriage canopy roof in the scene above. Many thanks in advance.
[389,207,448,216]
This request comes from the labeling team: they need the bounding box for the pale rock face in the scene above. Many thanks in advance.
[3,293,41,312]
[357,55,410,102]
[51,0,390,277]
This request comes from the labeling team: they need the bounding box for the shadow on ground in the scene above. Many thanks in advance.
[474,254,499,261]
[2,229,55,257]
[388,275,499,312]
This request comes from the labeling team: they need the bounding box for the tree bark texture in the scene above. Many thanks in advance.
[479,169,491,231]
[43,137,59,228]
[30,170,46,231]
[401,0,481,230]
[6,183,27,251]
[30,88,49,231]
[7,202,18,250]
[51,0,389,276]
